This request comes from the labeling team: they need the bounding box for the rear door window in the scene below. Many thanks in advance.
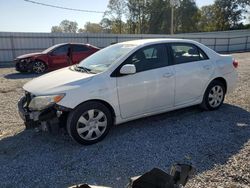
[171,43,209,64]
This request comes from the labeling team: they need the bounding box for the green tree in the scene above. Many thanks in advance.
[83,22,103,33]
[198,0,250,32]
[198,5,217,32]
[100,0,250,34]
[51,20,78,33]
[100,18,112,33]
[104,0,126,34]
[212,0,250,30]
[51,26,63,33]
[126,0,148,34]
[175,0,199,33]
[78,28,85,33]
[147,0,171,34]
[60,20,78,33]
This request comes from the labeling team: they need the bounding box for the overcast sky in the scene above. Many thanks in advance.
[0,0,214,32]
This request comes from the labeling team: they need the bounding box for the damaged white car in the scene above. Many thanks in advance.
[18,39,238,145]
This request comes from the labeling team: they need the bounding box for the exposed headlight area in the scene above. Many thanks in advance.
[28,94,65,111]
[18,92,68,130]
[20,58,32,63]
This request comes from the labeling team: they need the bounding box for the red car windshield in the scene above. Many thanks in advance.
[42,44,66,53]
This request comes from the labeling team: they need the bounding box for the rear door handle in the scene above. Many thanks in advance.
[163,72,174,78]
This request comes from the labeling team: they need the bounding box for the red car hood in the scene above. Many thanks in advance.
[16,52,43,59]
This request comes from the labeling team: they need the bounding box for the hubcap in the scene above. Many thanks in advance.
[208,85,224,108]
[76,109,107,141]
[33,61,45,73]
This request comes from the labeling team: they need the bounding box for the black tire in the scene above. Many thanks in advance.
[201,80,226,111]
[67,101,113,145]
[32,60,47,74]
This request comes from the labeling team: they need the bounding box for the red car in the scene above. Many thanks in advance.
[14,43,100,73]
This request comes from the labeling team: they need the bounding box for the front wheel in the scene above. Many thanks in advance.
[32,60,47,74]
[201,80,226,110]
[67,102,113,145]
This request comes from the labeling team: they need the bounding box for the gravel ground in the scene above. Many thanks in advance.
[0,53,249,188]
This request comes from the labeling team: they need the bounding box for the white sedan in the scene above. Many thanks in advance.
[18,39,238,145]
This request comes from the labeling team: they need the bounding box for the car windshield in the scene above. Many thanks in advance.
[78,43,137,73]
[42,44,65,53]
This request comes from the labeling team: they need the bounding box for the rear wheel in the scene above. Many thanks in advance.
[201,80,226,110]
[32,60,47,74]
[67,101,112,145]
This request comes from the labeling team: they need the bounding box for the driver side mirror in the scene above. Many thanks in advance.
[120,64,136,75]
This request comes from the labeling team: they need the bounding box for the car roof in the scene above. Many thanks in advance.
[120,38,197,46]
[56,43,99,49]
[119,38,218,58]
[58,43,87,46]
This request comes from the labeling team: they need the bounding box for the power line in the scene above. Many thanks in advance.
[24,0,105,14]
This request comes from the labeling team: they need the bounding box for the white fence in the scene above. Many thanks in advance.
[0,30,250,63]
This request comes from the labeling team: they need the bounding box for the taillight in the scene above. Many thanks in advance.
[233,60,238,68]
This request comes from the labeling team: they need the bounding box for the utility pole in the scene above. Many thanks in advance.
[170,0,180,35]
[171,6,174,35]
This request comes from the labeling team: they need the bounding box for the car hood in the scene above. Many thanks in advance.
[23,67,94,95]
[16,52,43,59]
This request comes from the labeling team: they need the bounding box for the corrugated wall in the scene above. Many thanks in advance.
[0,30,249,63]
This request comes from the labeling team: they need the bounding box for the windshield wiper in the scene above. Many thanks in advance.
[74,65,93,74]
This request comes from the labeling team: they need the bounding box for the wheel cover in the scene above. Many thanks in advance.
[33,61,46,73]
[76,109,107,141]
[208,85,224,108]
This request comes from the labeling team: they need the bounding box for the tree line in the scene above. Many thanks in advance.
[51,0,250,34]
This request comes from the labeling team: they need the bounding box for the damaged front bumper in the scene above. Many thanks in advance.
[15,59,33,72]
[18,94,70,131]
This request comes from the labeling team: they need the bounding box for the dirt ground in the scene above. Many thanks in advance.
[0,52,249,188]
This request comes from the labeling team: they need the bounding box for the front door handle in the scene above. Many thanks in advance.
[163,72,174,78]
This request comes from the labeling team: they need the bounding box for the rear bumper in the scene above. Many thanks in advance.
[224,71,238,93]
